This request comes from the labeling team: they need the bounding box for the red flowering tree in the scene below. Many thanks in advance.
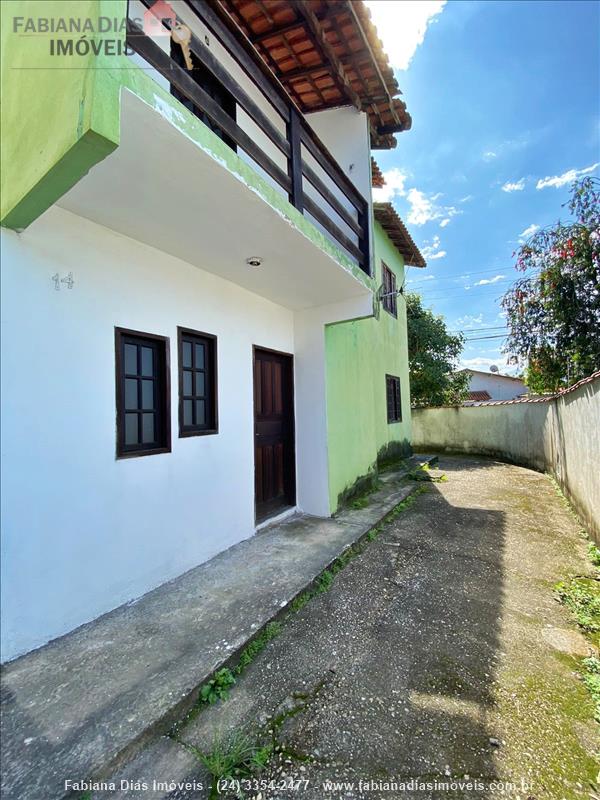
[502,177,600,393]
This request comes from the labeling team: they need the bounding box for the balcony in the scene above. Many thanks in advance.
[124,0,371,273]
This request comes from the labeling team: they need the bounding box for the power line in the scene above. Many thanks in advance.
[463,334,508,341]
[407,266,540,286]
[421,289,507,302]
[417,280,514,296]
[408,266,513,285]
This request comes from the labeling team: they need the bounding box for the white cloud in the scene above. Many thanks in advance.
[459,195,473,203]
[454,313,484,329]
[407,274,435,284]
[473,274,505,286]
[460,356,515,374]
[501,178,525,192]
[406,189,462,226]
[407,189,440,225]
[519,223,539,240]
[482,134,533,163]
[365,1,447,71]
[536,162,599,189]
[375,170,462,228]
[421,235,446,260]
[372,168,408,203]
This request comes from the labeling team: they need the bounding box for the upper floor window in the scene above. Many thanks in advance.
[115,329,171,458]
[170,40,237,151]
[386,374,402,423]
[178,328,218,437]
[382,263,398,318]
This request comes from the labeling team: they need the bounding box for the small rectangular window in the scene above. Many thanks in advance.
[115,329,171,458]
[386,374,402,423]
[178,327,218,437]
[382,263,398,318]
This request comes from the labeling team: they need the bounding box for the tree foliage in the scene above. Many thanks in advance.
[502,177,600,392]
[406,293,469,406]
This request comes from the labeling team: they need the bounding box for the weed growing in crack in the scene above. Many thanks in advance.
[555,526,600,725]
[581,656,600,722]
[199,668,236,705]
[182,731,272,799]
[235,622,282,675]
[588,543,600,568]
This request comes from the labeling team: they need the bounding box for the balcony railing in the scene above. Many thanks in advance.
[126,0,370,275]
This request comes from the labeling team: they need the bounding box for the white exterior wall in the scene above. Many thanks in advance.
[412,374,600,542]
[0,206,301,661]
[466,371,527,400]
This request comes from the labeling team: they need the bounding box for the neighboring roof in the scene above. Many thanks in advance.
[371,157,385,188]
[466,391,492,402]
[217,0,411,148]
[373,202,426,268]
[459,369,525,383]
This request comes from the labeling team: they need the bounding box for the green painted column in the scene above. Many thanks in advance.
[325,220,412,511]
[1,0,125,229]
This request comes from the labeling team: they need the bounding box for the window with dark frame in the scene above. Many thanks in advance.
[115,329,170,457]
[382,263,398,318]
[178,328,218,437]
[386,374,402,423]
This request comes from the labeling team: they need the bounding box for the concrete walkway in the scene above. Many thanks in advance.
[0,458,431,800]
[100,456,597,799]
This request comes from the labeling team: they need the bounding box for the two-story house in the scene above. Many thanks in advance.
[0,0,425,661]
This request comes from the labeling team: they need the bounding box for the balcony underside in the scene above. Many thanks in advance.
[57,91,372,311]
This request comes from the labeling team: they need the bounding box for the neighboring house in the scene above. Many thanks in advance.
[460,369,528,402]
[0,0,422,661]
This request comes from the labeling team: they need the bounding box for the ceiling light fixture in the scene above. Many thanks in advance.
[246,256,263,268]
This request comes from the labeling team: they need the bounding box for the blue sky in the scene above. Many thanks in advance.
[367,0,600,374]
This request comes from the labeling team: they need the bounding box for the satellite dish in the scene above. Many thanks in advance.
[490,365,499,373]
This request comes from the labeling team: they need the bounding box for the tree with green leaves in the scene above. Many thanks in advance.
[502,177,600,393]
[406,293,469,406]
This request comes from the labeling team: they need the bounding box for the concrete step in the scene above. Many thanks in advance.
[0,456,434,800]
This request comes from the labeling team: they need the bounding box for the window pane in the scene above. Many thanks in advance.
[142,413,155,444]
[141,346,154,377]
[194,342,205,369]
[124,344,137,375]
[183,399,193,426]
[195,399,205,426]
[125,413,138,445]
[182,340,192,368]
[183,370,193,396]
[141,380,154,410]
[125,379,138,410]
[195,372,205,397]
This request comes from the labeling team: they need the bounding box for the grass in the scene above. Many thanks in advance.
[555,577,600,633]
[235,621,282,675]
[349,479,383,509]
[551,486,600,725]
[182,731,272,799]
[581,656,600,722]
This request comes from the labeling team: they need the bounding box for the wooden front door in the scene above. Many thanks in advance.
[253,348,295,523]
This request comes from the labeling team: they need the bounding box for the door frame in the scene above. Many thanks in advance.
[252,345,296,524]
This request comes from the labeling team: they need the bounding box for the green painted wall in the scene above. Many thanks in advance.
[0,0,126,228]
[325,219,413,511]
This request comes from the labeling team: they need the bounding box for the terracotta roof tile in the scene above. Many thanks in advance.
[373,202,426,268]
[218,0,411,149]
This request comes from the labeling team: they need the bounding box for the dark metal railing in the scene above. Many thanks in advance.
[126,0,370,274]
